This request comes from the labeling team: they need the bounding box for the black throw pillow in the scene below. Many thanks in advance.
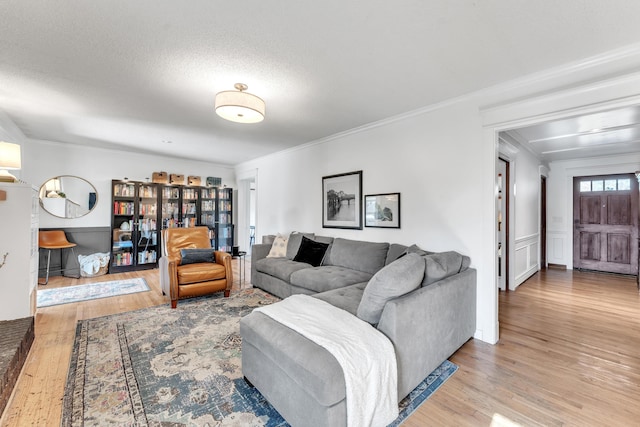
[293,236,329,267]
[180,248,216,265]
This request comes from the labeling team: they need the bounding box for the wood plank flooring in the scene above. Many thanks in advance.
[405,269,640,427]
[2,266,639,426]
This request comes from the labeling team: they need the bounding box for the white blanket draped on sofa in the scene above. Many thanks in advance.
[254,294,398,427]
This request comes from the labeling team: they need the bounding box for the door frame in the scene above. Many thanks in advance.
[540,175,547,269]
[497,157,510,291]
[572,172,639,275]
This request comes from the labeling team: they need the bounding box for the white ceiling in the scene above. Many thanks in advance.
[2,1,640,166]
[504,105,640,162]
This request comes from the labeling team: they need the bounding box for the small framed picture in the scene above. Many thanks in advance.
[365,193,401,228]
[322,171,363,229]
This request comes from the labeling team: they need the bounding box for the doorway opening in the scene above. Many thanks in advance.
[237,169,258,257]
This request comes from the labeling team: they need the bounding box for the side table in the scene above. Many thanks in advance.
[234,251,247,288]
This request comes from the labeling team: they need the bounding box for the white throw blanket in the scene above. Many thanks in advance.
[254,294,398,427]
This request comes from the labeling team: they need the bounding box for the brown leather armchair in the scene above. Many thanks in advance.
[159,226,232,308]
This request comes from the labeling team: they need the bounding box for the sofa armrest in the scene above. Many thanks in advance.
[215,251,233,290]
[251,243,271,284]
[377,268,476,399]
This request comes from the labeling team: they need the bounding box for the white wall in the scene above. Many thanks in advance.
[237,50,640,345]
[22,139,236,228]
[547,153,640,269]
[244,102,483,254]
[238,100,492,340]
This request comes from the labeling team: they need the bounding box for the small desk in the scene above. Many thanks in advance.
[234,251,247,287]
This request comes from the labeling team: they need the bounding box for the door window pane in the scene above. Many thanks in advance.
[580,181,591,192]
[592,180,604,191]
[604,180,617,191]
[617,178,631,191]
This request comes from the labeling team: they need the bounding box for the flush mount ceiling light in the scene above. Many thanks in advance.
[215,83,265,124]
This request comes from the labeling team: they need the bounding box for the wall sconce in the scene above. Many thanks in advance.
[0,141,22,183]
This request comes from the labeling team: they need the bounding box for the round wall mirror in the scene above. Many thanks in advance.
[39,175,98,218]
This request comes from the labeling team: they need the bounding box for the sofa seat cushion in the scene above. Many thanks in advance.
[290,266,372,294]
[255,257,312,282]
[313,282,366,316]
[177,262,227,285]
[241,311,346,407]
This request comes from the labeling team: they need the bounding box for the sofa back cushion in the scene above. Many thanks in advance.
[262,235,276,245]
[385,243,408,265]
[326,238,390,275]
[357,253,425,324]
[421,251,470,286]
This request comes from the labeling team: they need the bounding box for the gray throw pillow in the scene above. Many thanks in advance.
[422,251,465,286]
[404,244,432,257]
[357,253,425,324]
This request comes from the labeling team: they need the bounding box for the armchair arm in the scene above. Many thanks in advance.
[159,255,180,303]
[215,251,233,290]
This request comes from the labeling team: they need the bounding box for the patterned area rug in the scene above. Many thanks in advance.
[61,288,457,426]
[37,278,150,307]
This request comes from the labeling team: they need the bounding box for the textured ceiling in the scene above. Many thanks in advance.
[2,1,640,165]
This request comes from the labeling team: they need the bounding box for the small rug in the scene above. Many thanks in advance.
[61,288,457,426]
[37,278,150,308]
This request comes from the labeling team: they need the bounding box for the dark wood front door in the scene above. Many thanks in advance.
[573,174,638,275]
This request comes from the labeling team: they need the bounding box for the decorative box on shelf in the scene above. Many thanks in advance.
[152,171,168,184]
[170,174,185,185]
[188,175,201,186]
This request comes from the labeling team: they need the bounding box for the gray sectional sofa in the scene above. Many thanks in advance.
[241,233,476,427]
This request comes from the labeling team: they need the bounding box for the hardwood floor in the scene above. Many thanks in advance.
[406,269,640,427]
[2,266,639,426]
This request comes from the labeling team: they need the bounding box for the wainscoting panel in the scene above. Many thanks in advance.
[548,231,567,266]
[513,233,539,289]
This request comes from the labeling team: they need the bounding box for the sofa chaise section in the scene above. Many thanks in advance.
[242,235,477,427]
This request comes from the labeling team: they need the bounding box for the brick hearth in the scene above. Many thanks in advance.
[0,317,34,417]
